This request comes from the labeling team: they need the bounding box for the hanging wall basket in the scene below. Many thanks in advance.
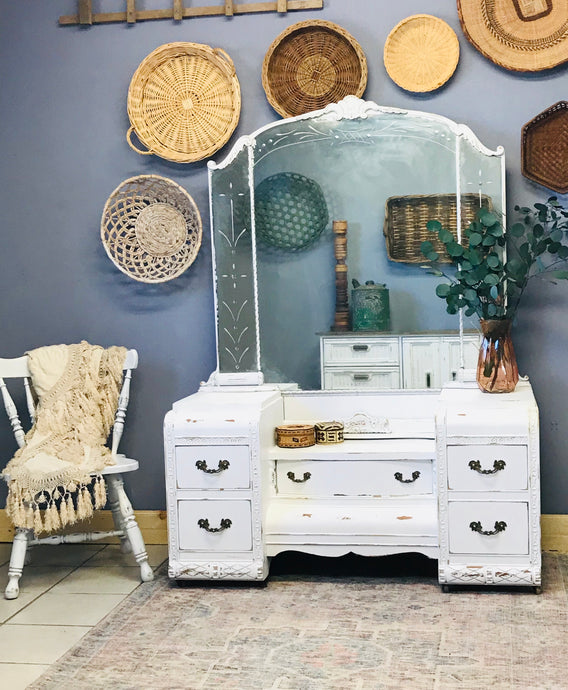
[101,175,202,283]
[127,42,241,162]
[261,20,368,118]
[383,14,460,93]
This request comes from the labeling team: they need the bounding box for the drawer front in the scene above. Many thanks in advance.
[322,337,399,365]
[323,367,400,390]
[177,499,252,551]
[447,445,527,491]
[448,501,529,555]
[276,459,433,497]
[175,445,250,490]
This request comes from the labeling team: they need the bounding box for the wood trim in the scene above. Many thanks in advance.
[0,509,168,545]
[1,510,568,552]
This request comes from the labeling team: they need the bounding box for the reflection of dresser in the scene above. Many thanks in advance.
[164,380,541,590]
[320,332,480,390]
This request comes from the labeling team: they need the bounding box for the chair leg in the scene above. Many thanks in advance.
[108,478,131,554]
[5,528,32,599]
[106,474,153,582]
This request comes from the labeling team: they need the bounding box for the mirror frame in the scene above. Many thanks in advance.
[207,96,505,387]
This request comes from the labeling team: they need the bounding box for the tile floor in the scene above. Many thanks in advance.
[0,541,168,689]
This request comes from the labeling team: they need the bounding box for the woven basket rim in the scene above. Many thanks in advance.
[127,41,241,162]
[383,14,460,93]
[261,19,368,118]
[521,101,568,193]
[457,0,568,72]
[101,174,202,283]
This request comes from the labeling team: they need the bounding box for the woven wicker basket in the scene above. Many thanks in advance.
[127,42,241,163]
[262,20,367,118]
[255,172,329,251]
[101,175,202,283]
[522,101,568,194]
[384,14,459,93]
[383,193,492,264]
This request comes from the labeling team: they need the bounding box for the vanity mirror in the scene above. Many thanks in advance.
[208,97,505,390]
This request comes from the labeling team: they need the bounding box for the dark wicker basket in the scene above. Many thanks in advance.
[383,193,492,264]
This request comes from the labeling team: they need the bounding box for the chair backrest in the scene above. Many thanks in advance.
[0,348,138,456]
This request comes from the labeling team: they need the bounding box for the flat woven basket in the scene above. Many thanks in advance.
[522,101,568,194]
[383,14,460,92]
[255,172,329,251]
[262,20,367,118]
[101,175,202,283]
[127,42,241,163]
[383,193,492,264]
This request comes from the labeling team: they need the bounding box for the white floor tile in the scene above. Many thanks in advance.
[7,591,126,626]
[24,543,105,567]
[85,543,168,568]
[0,563,75,594]
[0,591,39,625]
[50,565,142,594]
[0,662,51,689]
[0,624,91,664]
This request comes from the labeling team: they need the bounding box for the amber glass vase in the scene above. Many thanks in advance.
[477,319,519,393]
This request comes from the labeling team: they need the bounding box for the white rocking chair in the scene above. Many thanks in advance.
[0,348,154,599]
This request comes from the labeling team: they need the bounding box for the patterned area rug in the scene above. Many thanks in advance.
[32,552,568,689]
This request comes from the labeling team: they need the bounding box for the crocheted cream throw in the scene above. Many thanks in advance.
[2,341,127,534]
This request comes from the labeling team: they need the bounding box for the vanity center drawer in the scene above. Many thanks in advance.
[322,337,400,365]
[175,445,250,489]
[276,459,433,497]
[447,445,527,492]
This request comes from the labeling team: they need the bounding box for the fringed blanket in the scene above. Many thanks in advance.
[2,341,127,534]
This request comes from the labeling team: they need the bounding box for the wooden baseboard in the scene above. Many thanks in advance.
[1,510,568,552]
[0,509,168,544]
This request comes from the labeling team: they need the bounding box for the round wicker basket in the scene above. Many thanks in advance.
[254,172,329,251]
[384,15,460,93]
[127,42,241,163]
[262,20,367,118]
[101,175,202,283]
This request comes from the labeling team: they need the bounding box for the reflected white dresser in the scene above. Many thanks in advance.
[164,381,540,589]
[320,332,480,390]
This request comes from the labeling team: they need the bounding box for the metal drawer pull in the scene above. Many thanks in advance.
[197,518,232,533]
[426,372,431,388]
[469,520,507,536]
[287,471,311,483]
[353,374,370,381]
[394,470,420,483]
[352,344,369,352]
[468,459,506,474]
[195,459,230,474]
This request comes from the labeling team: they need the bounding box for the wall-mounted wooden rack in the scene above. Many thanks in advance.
[60,1,323,26]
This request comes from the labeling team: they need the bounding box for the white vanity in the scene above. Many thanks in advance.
[164,98,541,589]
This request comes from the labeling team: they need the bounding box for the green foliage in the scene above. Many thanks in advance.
[421,197,568,320]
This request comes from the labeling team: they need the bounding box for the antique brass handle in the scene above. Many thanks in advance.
[197,518,232,533]
[394,470,420,483]
[352,344,369,352]
[287,471,311,483]
[353,374,370,381]
[195,459,230,474]
[469,520,507,536]
[468,459,506,475]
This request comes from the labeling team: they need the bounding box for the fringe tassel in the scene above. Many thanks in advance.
[94,476,107,509]
[33,505,43,534]
[59,493,69,527]
[66,494,76,525]
[48,502,61,531]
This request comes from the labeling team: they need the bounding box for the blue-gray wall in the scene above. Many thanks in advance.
[1,0,567,512]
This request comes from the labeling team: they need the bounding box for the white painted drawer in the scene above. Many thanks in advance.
[448,501,529,555]
[276,459,433,497]
[175,445,250,489]
[177,499,252,551]
[323,367,400,390]
[322,337,399,365]
[447,445,527,492]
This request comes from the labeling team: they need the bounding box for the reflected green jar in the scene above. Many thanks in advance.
[351,280,390,331]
